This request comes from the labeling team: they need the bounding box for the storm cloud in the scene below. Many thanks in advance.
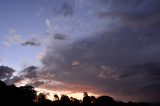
[40,0,160,102]
[1,0,159,102]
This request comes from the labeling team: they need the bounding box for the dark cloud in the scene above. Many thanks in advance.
[0,66,15,80]
[10,66,39,84]
[41,0,160,102]
[21,66,38,79]
[9,66,46,87]
[97,0,160,30]
[123,62,160,80]
[21,38,40,46]
[41,31,160,101]
[137,83,160,102]
[44,33,68,41]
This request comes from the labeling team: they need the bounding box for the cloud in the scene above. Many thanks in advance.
[72,60,80,66]
[2,0,159,102]
[0,66,15,81]
[98,65,116,80]
[21,66,39,79]
[40,0,160,102]
[3,30,24,47]
[119,62,160,80]
[60,3,74,17]
[97,0,160,28]
[30,80,45,87]
[10,66,46,87]
[52,2,74,17]
[21,38,41,46]
[4,30,41,47]
[45,19,52,29]
[10,76,23,83]
[44,32,68,41]
[136,83,160,101]
[10,66,39,83]
[54,33,68,40]
[36,52,45,61]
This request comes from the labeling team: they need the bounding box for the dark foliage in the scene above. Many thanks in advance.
[0,80,152,106]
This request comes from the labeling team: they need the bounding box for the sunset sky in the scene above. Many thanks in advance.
[0,0,160,102]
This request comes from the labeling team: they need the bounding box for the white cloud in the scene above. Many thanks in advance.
[3,29,24,47]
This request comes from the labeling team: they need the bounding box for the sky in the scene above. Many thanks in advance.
[0,0,160,102]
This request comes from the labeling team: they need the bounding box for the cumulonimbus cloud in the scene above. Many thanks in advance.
[39,0,160,102]
[3,0,160,102]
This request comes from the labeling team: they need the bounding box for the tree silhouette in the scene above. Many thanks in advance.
[36,93,53,106]
[0,80,153,106]
[96,96,115,106]
[83,92,91,106]
[54,94,59,101]
[60,95,71,106]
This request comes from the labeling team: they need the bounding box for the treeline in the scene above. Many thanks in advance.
[0,80,150,106]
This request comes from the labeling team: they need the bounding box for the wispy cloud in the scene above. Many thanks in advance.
[3,29,24,47]
[4,29,41,47]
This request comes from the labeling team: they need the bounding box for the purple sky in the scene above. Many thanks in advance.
[0,0,160,102]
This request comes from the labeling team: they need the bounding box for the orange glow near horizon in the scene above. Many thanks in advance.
[14,79,99,100]
[35,88,99,100]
